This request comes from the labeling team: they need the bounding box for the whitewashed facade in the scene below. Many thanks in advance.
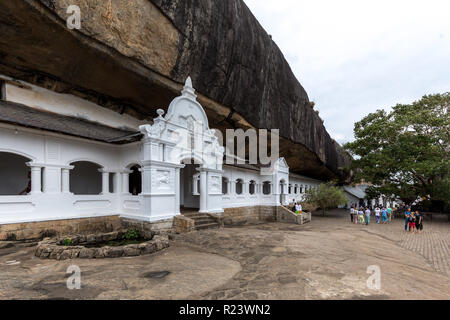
[0,76,322,226]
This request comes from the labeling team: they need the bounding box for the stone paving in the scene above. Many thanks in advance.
[357,214,450,277]
[0,210,449,300]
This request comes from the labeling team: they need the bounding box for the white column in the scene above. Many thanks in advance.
[199,170,207,213]
[100,170,110,195]
[27,163,42,194]
[121,170,132,194]
[61,166,74,194]
[175,168,181,214]
[113,172,122,194]
[42,166,61,194]
[245,181,250,195]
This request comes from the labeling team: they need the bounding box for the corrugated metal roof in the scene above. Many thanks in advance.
[343,185,367,199]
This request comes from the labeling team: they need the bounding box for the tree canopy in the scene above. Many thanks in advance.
[303,183,348,216]
[344,93,450,211]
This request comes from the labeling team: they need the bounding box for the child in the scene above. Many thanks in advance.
[409,212,416,232]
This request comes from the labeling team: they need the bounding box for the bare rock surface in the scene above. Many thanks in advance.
[0,0,350,180]
[0,210,449,300]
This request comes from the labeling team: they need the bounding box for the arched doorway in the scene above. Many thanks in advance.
[0,152,32,195]
[70,161,102,195]
[180,160,200,212]
[129,165,142,195]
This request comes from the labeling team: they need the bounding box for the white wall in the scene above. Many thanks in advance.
[0,123,142,224]
[287,175,321,204]
[0,77,328,224]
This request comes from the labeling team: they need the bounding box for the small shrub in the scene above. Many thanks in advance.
[123,229,140,241]
[62,238,72,246]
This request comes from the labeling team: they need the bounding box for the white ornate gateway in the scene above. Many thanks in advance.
[0,76,322,227]
[137,77,225,221]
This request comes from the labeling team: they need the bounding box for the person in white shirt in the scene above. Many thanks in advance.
[375,207,381,224]
[350,207,355,223]
[295,203,302,214]
[365,207,371,225]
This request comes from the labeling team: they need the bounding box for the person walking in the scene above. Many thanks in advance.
[381,207,388,224]
[415,211,423,234]
[387,206,393,222]
[375,207,381,224]
[291,201,297,213]
[365,207,371,225]
[404,208,412,232]
[409,211,416,232]
[358,207,365,225]
[295,202,302,215]
[350,206,354,223]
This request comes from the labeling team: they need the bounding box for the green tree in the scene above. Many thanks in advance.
[344,93,450,211]
[303,183,348,216]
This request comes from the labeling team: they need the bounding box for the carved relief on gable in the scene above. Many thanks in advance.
[152,169,171,190]
[209,175,221,193]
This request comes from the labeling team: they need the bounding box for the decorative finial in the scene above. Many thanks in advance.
[185,76,193,88]
[182,76,197,100]
[156,109,165,118]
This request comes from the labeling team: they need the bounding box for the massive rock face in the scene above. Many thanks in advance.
[0,0,351,180]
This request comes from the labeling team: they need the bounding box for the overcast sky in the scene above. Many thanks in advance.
[244,0,450,144]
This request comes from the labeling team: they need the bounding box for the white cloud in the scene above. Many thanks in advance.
[244,0,450,143]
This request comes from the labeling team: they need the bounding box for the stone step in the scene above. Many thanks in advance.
[195,222,220,230]
[183,212,208,218]
[194,218,217,225]
[183,213,210,219]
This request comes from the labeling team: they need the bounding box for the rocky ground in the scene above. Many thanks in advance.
[0,209,449,300]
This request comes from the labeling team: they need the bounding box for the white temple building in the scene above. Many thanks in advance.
[0,75,321,237]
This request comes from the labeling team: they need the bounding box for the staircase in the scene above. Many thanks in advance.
[182,211,220,231]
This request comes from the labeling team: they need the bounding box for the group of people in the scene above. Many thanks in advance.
[349,206,392,225]
[403,208,424,233]
[291,201,302,215]
[349,205,424,233]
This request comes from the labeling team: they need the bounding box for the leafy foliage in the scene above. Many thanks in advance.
[303,183,348,216]
[123,229,141,241]
[344,93,450,211]
[62,237,72,246]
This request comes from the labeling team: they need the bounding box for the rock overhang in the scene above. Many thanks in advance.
[0,0,351,181]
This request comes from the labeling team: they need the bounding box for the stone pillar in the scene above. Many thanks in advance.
[199,170,207,213]
[100,170,110,195]
[26,163,42,194]
[61,166,74,194]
